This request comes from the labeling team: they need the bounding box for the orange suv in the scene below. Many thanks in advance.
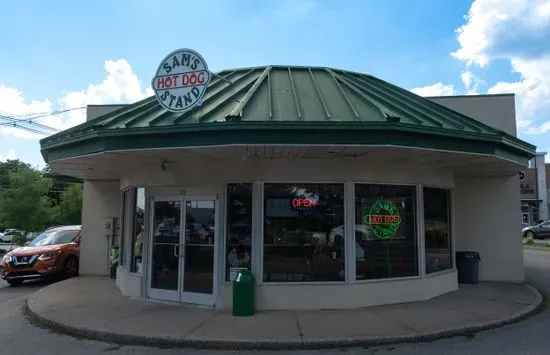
[0,225,81,286]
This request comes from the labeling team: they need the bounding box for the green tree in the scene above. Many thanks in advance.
[0,168,54,232]
[0,159,31,188]
[55,183,83,225]
[42,165,83,205]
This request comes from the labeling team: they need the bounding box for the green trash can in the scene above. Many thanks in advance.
[456,251,481,284]
[232,269,255,317]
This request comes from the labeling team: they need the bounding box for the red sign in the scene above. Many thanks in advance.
[153,70,208,90]
[368,215,400,224]
[291,197,318,209]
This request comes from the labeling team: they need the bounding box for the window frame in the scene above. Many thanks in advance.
[221,180,455,286]
[120,188,135,270]
[223,181,255,283]
[129,187,145,274]
[119,190,127,268]
[260,180,347,285]
[422,185,455,278]
[352,181,421,283]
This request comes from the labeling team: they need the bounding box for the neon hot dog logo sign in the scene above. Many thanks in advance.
[365,200,402,239]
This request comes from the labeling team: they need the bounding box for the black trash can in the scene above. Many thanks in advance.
[455,251,480,284]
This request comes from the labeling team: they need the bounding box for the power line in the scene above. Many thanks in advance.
[0,122,50,135]
[0,117,58,132]
[0,107,86,121]
[0,106,86,135]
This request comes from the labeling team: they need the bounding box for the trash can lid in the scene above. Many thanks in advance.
[233,269,255,284]
[456,251,481,261]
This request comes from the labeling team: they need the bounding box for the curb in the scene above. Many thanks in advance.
[24,283,544,350]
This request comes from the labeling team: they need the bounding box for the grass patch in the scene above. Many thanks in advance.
[524,237,535,245]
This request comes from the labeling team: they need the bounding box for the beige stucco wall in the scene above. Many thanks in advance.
[116,266,142,297]
[111,152,525,308]
[120,158,454,190]
[218,270,457,310]
[80,180,121,275]
[115,157,458,309]
[428,94,517,137]
[454,176,524,281]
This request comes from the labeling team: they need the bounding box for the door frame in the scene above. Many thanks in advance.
[180,195,219,306]
[147,196,183,302]
[146,195,219,307]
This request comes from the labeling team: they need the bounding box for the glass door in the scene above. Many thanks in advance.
[148,198,182,301]
[180,197,217,306]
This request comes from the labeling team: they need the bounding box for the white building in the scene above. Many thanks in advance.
[40,66,536,310]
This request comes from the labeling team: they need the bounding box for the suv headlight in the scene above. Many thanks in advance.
[38,251,61,261]
[2,255,12,263]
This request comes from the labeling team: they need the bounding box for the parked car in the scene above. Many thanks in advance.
[522,220,550,239]
[25,232,41,242]
[0,225,81,286]
[0,229,24,243]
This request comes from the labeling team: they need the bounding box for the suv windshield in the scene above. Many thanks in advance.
[30,230,79,246]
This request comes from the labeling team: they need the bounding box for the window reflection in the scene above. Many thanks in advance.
[263,184,345,282]
[226,184,253,281]
[150,201,181,290]
[131,188,145,273]
[424,187,452,273]
[355,184,418,280]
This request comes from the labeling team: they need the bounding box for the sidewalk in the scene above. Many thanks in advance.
[26,277,542,350]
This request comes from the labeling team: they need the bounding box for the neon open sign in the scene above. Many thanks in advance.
[291,197,318,211]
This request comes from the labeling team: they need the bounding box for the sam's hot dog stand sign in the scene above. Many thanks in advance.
[152,48,211,113]
[365,200,401,239]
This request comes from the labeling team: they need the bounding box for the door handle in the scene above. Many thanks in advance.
[173,244,179,257]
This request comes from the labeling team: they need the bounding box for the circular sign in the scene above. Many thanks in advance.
[364,200,401,239]
[151,48,211,113]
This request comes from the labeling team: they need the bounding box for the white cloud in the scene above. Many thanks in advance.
[0,59,153,140]
[461,71,473,89]
[525,121,550,134]
[452,0,550,131]
[461,70,484,94]
[0,149,17,161]
[0,86,53,139]
[452,0,550,66]
[410,83,457,97]
[58,59,153,130]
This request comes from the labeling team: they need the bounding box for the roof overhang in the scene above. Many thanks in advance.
[41,122,535,168]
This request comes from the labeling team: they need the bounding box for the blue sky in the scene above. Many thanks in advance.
[1,0,549,167]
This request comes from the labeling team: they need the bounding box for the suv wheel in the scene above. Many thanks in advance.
[64,257,79,279]
[7,279,23,286]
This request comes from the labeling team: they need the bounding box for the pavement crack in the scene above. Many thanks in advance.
[182,312,218,337]
[293,312,304,344]
[370,309,419,334]
[103,344,122,352]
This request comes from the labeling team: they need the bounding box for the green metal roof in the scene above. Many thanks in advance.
[40,65,535,164]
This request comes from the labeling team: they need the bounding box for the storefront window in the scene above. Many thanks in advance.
[130,188,145,273]
[119,190,129,266]
[424,187,452,274]
[263,183,345,282]
[225,183,253,281]
[355,184,417,280]
[121,189,135,267]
